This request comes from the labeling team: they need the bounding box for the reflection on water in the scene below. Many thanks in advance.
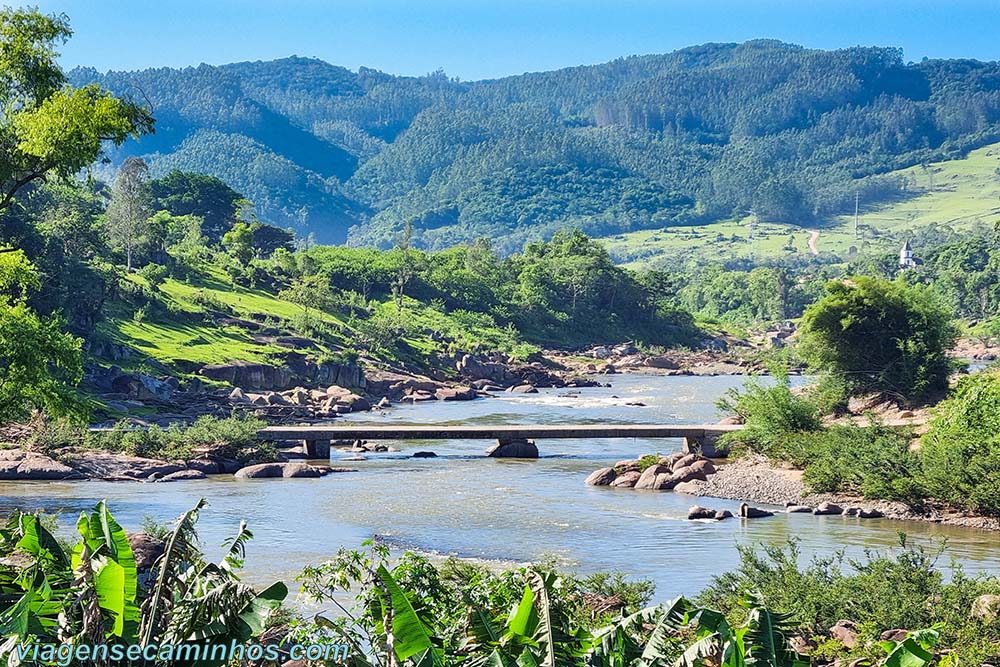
[1,374,998,598]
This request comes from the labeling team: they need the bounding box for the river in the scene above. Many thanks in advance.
[1,374,998,599]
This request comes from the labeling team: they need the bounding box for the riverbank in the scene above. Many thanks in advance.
[675,455,1000,531]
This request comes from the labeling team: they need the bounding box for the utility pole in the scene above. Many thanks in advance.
[854,191,860,240]
[747,210,759,261]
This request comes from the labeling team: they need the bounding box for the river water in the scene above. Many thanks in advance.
[1,374,998,599]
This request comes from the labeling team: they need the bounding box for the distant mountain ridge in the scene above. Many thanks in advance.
[70,41,1000,250]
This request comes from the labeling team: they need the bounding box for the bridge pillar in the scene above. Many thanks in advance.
[303,439,331,459]
[683,434,728,459]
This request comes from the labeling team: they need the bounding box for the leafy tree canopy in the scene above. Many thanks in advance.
[0,7,153,209]
[798,276,958,401]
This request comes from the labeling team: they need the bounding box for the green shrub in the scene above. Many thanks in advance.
[137,262,169,287]
[86,414,271,462]
[635,453,661,471]
[717,369,821,457]
[698,539,1000,664]
[798,423,924,502]
[920,371,1000,516]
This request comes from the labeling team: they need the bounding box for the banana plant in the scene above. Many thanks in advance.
[0,499,285,667]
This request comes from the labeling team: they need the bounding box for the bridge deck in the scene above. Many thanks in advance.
[257,423,744,441]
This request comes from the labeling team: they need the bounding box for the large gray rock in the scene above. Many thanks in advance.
[813,502,843,516]
[200,360,365,391]
[689,459,716,475]
[128,533,165,571]
[436,386,477,401]
[740,503,774,519]
[70,451,185,480]
[672,453,699,471]
[110,373,175,402]
[634,465,677,490]
[185,458,221,474]
[157,469,207,482]
[234,462,329,479]
[0,451,81,480]
[669,466,708,485]
[234,463,285,479]
[687,505,717,520]
[456,355,516,385]
[485,439,539,458]
[585,467,617,486]
[645,355,678,369]
[609,470,641,487]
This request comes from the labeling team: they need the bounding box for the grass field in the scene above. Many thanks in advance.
[604,142,1000,268]
[98,267,356,371]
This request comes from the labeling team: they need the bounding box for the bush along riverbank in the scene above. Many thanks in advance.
[3,500,996,666]
[688,368,1000,530]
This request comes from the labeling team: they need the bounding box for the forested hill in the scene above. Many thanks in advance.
[70,41,1000,250]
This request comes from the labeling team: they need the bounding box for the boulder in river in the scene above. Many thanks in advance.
[740,503,774,518]
[813,502,843,516]
[634,465,676,490]
[687,505,717,520]
[157,469,207,482]
[234,462,330,479]
[486,438,539,459]
[858,508,885,519]
[413,451,438,458]
[615,459,641,472]
[70,451,185,481]
[786,505,813,514]
[185,458,221,474]
[507,384,538,394]
[0,450,81,480]
[585,467,617,486]
[609,470,641,488]
[436,386,477,401]
[715,509,734,520]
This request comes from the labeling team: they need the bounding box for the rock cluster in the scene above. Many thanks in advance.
[228,384,372,416]
[233,462,345,479]
[784,501,885,519]
[199,359,366,392]
[334,440,400,454]
[585,452,718,491]
[687,505,734,520]
[0,448,246,482]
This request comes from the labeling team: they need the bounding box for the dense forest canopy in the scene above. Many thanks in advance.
[69,42,1000,251]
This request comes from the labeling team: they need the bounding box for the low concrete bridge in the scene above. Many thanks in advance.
[258,423,744,458]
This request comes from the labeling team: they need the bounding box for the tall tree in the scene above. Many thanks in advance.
[0,249,84,422]
[0,8,152,211]
[106,157,151,271]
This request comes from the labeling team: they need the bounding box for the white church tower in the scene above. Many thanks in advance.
[898,240,918,269]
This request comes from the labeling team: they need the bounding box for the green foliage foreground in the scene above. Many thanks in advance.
[3,502,991,666]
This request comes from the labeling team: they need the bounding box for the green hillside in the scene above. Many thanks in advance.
[69,43,1000,252]
[605,142,1000,268]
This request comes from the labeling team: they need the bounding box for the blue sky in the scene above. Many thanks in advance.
[28,0,1000,79]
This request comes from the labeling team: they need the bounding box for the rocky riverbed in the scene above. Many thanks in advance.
[674,455,1000,531]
